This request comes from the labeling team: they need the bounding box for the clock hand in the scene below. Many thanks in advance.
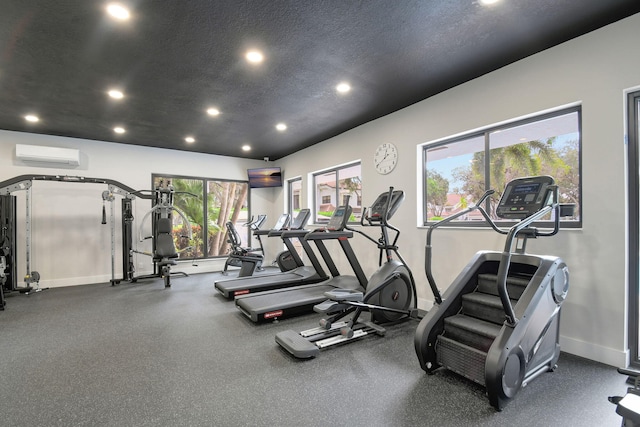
[376,150,389,167]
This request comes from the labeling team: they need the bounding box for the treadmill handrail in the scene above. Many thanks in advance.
[280,229,312,239]
[304,230,354,240]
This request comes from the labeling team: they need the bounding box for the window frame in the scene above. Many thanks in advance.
[151,173,250,259]
[422,106,583,228]
[287,176,302,215]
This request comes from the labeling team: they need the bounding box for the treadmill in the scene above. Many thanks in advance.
[214,208,327,299]
[235,204,367,322]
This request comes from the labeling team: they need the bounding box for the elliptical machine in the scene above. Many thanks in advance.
[414,175,572,410]
[276,187,422,359]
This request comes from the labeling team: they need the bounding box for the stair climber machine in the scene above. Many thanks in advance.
[235,202,358,322]
[214,208,324,299]
[414,175,573,411]
[276,187,423,359]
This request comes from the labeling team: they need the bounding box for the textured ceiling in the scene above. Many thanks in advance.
[0,1,638,160]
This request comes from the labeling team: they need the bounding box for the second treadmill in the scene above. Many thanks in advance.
[214,208,328,299]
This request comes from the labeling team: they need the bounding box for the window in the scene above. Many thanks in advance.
[287,177,302,214]
[313,162,362,223]
[423,107,581,226]
[152,174,249,259]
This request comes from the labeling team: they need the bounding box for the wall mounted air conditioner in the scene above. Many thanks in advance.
[15,144,81,166]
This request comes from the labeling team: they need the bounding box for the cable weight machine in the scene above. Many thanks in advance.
[126,179,194,286]
[0,174,154,308]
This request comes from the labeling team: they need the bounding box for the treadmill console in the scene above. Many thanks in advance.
[273,213,290,230]
[325,205,353,231]
[496,176,555,219]
[289,208,311,230]
[367,190,405,222]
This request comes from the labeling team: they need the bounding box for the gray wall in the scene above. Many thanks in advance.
[276,14,640,367]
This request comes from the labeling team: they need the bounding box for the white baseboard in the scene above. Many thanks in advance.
[18,259,227,288]
[559,335,628,368]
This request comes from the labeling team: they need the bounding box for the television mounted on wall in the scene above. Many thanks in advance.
[247,167,283,188]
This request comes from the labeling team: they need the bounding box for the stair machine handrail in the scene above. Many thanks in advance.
[425,189,498,304]
[349,186,418,310]
[497,184,560,326]
[425,184,561,319]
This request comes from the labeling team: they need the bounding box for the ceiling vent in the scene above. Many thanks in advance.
[15,144,80,166]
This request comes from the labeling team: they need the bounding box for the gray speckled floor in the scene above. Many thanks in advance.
[0,273,625,426]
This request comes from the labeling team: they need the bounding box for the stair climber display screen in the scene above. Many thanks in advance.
[496,175,554,219]
[414,175,571,411]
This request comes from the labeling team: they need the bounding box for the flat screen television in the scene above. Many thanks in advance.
[248,167,283,188]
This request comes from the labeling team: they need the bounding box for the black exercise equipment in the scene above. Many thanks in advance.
[130,179,193,287]
[0,175,153,306]
[214,209,320,299]
[414,175,572,411]
[275,187,421,358]
[235,203,357,322]
[221,215,267,277]
[609,367,640,426]
[0,195,16,305]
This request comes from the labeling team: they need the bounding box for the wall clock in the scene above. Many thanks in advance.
[374,143,398,175]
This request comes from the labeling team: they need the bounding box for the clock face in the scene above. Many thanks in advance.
[374,143,398,175]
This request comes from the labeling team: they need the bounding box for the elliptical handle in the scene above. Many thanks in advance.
[477,189,496,205]
[381,186,395,225]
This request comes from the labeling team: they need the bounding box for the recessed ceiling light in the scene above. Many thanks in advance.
[242,145,251,152]
[106,3,130,20]
[24,114,39,123]
[245,50,264,64]
[207,107,220,116]
[185,136,195,143]
[479,0,500,5]
[108,89,124,99]
[336,82,351,93]
[276,123,287,131]
[114,126,126,134]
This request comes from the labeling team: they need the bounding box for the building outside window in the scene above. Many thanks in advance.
[313,162,362,223]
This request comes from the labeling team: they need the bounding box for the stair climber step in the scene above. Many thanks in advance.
[461,292,517,325]
[437,335,487,386]
[443,314,502,353]
[477,273,530,300]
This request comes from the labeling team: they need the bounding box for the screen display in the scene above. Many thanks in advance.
[496,176,553,219]
[512,183,540,194]
[247,167,282,188]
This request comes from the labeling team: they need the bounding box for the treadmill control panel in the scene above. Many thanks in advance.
[496,176,555,219]
[325,205,353,231]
